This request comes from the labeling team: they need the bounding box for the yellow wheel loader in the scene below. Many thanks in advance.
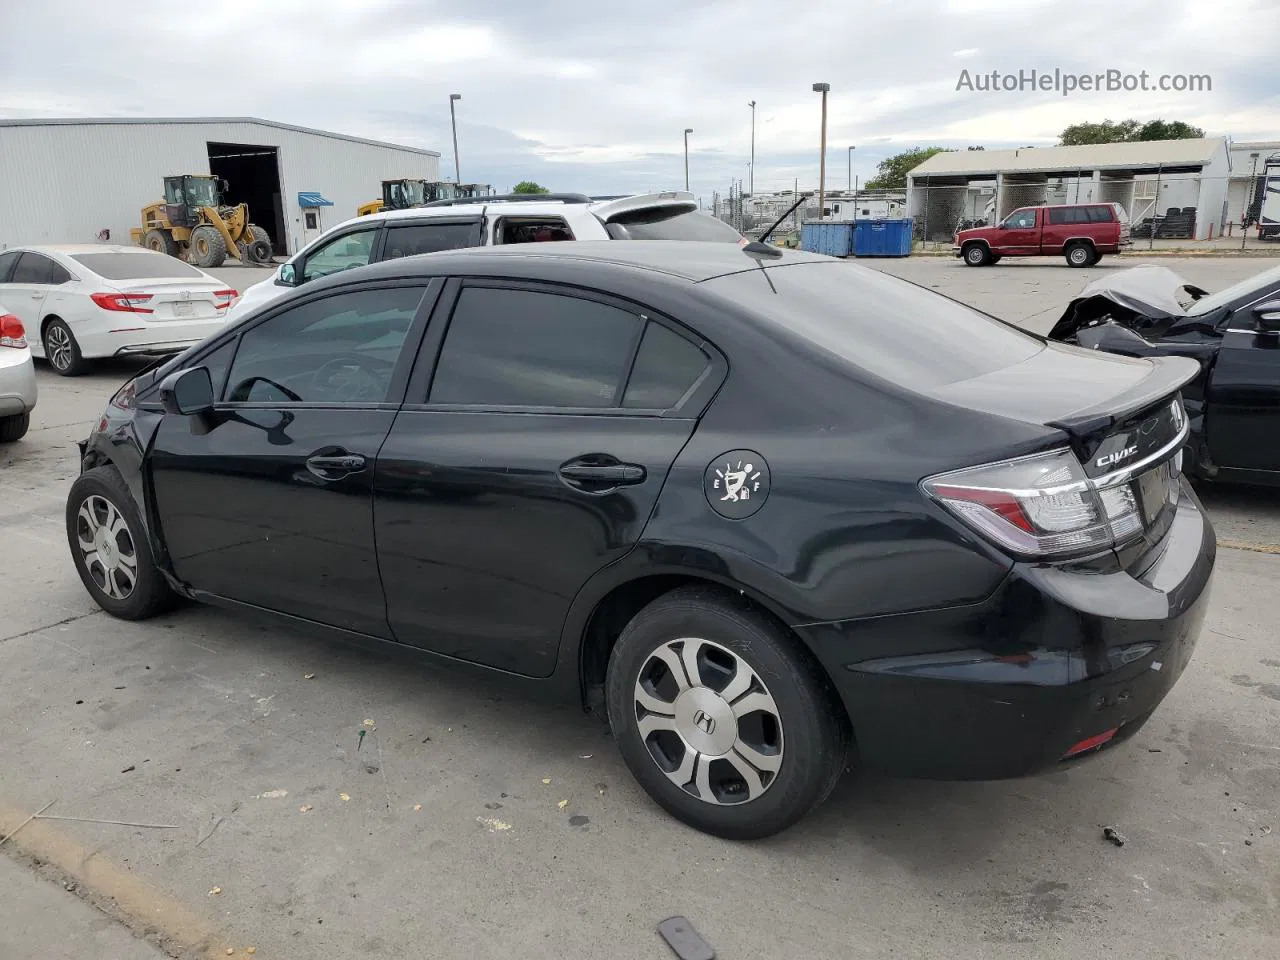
[357,179,464,217]
[130,175,273,268]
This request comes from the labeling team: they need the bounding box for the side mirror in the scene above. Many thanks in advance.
[278,263,297,286]
[159,366,214,416]
[1252,300,1280,332]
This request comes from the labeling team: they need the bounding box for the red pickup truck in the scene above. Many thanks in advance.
[954,202,1131,268]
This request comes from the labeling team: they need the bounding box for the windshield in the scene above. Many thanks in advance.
[703,261,1042,389]
[184,179,219,207]
[402,181,426,206]
[605,209,744,242]
[71,252,206,280]
[431,182,459,201]
[1186,263,1280,316]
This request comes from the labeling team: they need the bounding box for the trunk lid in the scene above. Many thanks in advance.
[105,278,233,321]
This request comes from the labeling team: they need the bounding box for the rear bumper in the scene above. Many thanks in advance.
[797,485,1214,780]
[0,353,38,415]
[73,317,231,360]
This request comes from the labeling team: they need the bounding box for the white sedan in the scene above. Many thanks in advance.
[0,244,238,377]
[0,303,37,441]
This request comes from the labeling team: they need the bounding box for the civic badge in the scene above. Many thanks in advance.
[704,450,770,519]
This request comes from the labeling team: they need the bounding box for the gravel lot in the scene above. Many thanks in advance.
[3,255,1278,960]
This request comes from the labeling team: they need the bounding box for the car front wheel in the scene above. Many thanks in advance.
[1066,243,1095,267]
[65,465,174,620]
[963,243,991,266]
[606,586,849,840]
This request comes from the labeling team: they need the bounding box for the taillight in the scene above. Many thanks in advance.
[214,289,238,310]
[0,313,27,348]
[91,292,154,314]
[923,446,1149,559]
[109,381,136,411]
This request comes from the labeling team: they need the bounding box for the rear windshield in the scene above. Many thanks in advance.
[605,209,743,242]
[71,252,206,280]
[703,261,1043,388]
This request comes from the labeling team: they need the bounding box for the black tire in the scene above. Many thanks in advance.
[143,229,179,257]
[0,411,30,442]
[962,243,991,266]
[1092,254,1104,264]
[248,225,272,263]
[606,586,850,840]
[989,254,1002,263]
[65,465,175,620]
[43,318,89,377]
[1065,242,1095,267]
[188,225,227,268]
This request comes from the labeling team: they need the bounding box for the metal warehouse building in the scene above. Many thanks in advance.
[906,137,1232,242]
[0,117,440,257]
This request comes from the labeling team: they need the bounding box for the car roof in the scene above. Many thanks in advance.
[5,243,173,256]
[344,240,833,285]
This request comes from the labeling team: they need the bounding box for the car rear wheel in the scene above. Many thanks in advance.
[606,586,849,840]
[1065,243,1095,267]
[963,243,991,266]
[0,411,30,442]
[43,318,88,377]
[66,465,175,620]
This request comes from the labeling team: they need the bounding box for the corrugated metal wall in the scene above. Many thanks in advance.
[0,121,439,255]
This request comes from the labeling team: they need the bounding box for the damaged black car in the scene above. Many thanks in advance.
[1049,263,1280,487]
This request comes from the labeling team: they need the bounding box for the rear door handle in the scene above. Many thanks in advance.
[558,459,646,486]
[306,453,366,478]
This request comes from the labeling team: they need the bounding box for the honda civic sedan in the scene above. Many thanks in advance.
[67,241,1215,839]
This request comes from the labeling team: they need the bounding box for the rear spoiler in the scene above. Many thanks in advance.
[591,191,697,222]
[1047,354,1200,437]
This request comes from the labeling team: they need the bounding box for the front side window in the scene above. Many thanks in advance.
[224,286,425,404]
[1003,209,1037,229]
[429,286,640,408]
[381,222,483,258]
[301,229,378,283]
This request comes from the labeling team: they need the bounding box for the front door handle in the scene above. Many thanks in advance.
[306,452,366,479]
[558,456,646,488]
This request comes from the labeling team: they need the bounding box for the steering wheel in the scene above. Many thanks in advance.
[227,376,303,404]
[313,355,386,402]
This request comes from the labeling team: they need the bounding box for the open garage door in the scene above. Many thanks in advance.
[207,142,286,258]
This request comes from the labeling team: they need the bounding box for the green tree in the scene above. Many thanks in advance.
[512,180,550,194]
[864,147,951,190]
[1059,118,1204,145]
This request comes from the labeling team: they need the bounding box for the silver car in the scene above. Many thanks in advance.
[0,301,37,441]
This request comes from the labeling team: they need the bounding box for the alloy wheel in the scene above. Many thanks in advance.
[46,324,73,371]
[75,494,138,600]
[633,636,784,805]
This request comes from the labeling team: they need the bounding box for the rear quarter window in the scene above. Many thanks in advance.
[702,262,1043,389]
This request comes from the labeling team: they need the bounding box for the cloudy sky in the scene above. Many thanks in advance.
[2,0,1277,201]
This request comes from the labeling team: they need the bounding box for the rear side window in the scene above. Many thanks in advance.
[1087,206,1115,222]
[623,323,709,409]
[10,253,55,284]
[494,217,575,244]
[605,209,744,242]
[0,250,21,282]
[381,222,483,258]
[430,286,640,407]
[703,262,1042,389]
[71,252,205,279]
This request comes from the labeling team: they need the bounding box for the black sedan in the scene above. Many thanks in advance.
[67,241,1214,839]
[1049,263,1280,487]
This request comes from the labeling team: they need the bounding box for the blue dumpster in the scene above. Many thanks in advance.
[853,218,914,257]
[800,221,853,257]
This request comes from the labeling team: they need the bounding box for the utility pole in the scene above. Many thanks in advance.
[748,100,756,197]
[683,128,693,191]
[448,93,462,182]
[812,83,830,221]
[847,145,855,193]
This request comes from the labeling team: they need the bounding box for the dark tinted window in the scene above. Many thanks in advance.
[1087,206,1115,222]
[623,323,709,409]
[225,287,424,404]
[605,209,744,242]
[71,252,205,279]
[430,286,640,408]
[48,261,72,284]
[1048,207,1069,225]
[197,339,238,400]
[381,222,483,258]
[10,253,55,284]
[0,251,21,282]
[703,262,1042,389]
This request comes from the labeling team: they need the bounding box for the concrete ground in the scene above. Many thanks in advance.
[3,256,1279,960]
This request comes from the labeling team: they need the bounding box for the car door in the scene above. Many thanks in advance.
[3,252,56,341]
[998,208,1039,254]
[374,218,485,260]
[373,279,724,677]
[296,224,382,285]
[147,279,441,635]
[1205,298,1280,474]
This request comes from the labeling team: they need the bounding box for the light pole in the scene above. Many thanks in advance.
[448,93,462,183]
[683,128,693,191]
[748,101,756,197]
[847,145,856,194]
[812,83,830,221]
